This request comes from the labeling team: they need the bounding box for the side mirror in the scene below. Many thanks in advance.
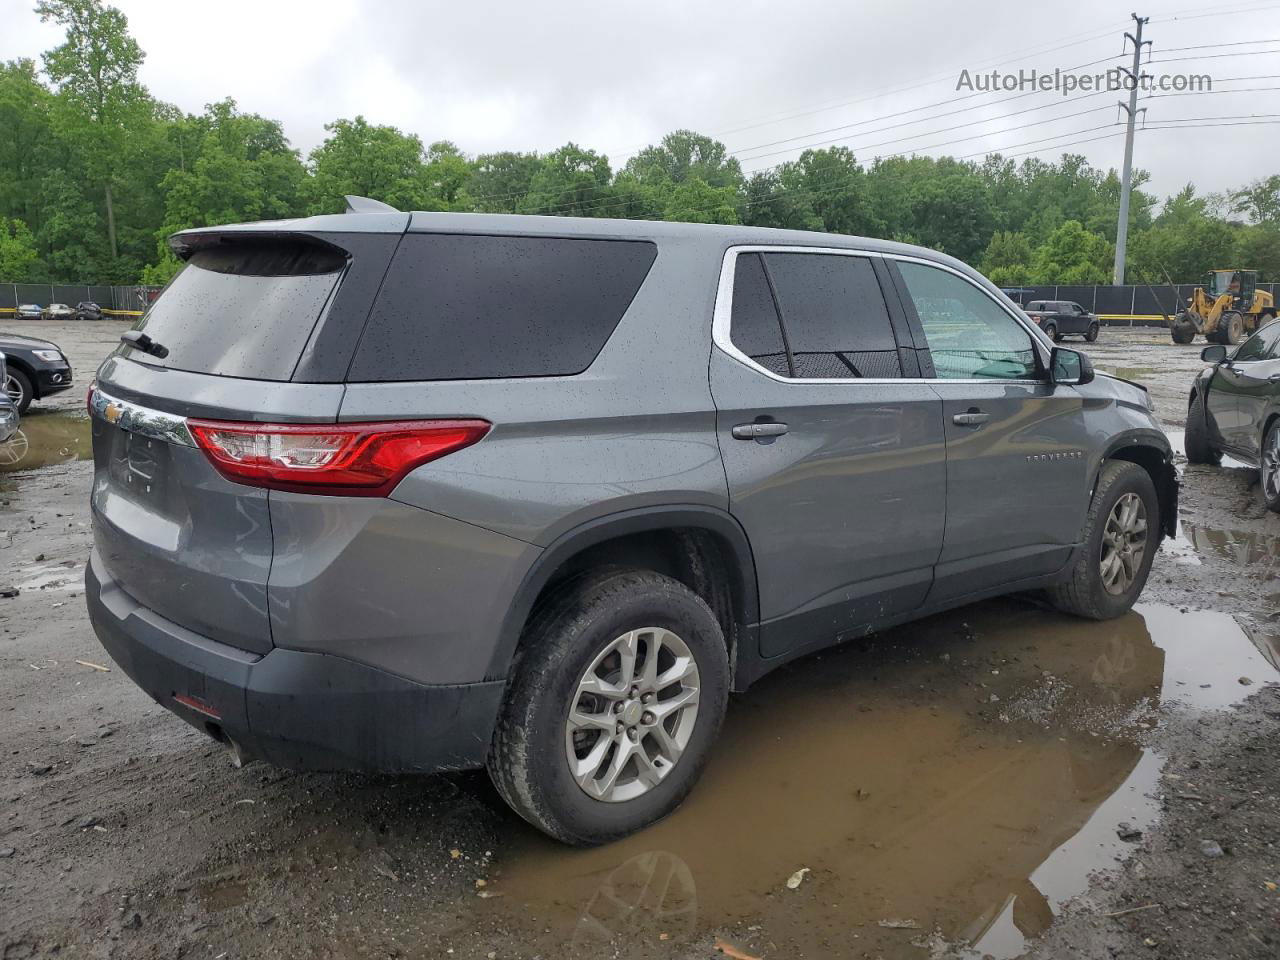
[1051,347,1094,386]
[1200,344,1227,364]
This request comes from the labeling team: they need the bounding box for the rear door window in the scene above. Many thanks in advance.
[348,234,657,382]
[760,253,902,379]
[124,240,346,381]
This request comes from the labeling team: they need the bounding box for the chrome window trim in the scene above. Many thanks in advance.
[711,245,1052,386]
[89,387,195,448]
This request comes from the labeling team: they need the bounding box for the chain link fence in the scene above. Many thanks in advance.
[1001,283,1279,325]
[0,284,163,318]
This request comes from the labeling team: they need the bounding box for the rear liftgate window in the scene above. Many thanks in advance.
[122,239,346,381]
[348,234,658,382]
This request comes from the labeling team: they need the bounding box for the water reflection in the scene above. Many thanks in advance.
[483,601,1275,958]
[0,412,92,474]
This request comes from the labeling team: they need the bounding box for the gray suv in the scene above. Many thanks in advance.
[85,208,1177,845]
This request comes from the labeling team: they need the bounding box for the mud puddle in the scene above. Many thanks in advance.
[1098,365,1159,382]
[1164,428,1251,470]
[0,410,91,474]
[463,600,1275,959]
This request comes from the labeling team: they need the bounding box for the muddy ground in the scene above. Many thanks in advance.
[1,323,1277,960]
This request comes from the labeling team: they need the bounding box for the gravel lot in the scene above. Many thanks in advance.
[1,321,1277,960]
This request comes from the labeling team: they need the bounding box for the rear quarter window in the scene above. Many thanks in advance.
[348,234,658,382]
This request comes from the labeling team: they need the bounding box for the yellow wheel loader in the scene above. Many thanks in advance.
[1169,269,1276,345]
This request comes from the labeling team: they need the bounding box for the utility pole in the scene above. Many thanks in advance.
[1113,12,1151,285]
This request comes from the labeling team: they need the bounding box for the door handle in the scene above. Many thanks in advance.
[732,422,789,440]
[1269,373,1280,383]
[952,412,991,427]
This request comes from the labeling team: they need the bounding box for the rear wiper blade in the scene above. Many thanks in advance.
[120,331,169,359]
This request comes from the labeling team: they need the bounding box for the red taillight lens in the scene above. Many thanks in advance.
[86,382,96,414]
[187,419,490,497]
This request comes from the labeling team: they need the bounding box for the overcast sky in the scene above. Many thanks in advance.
[4,0,1280,204]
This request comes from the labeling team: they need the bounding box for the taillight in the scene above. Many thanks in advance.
[187,419,490,497]
[86,381,96,414]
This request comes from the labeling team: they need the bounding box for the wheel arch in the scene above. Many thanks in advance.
[3,355,37,397]
[1100,436,1178,539]
[486,505,761,690]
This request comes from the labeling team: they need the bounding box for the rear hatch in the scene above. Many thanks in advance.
[89,227,400,654]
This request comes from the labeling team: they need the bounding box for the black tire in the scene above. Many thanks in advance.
[1085,322,1099,343]
[1047,461,1161,621]
[1044,323,1059,342]
[1221,311,1245,345]
[4,368,32,414]
[1185,391,1221,466]
[487,568,730,846]
[1170,320,1196,344]
[1262,419,1280,514]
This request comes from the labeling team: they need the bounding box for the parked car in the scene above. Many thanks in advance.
[75,301,103,321]
[85,209,1177,846]
[1023,300,1100,342]
[1186,319,1280,512]
[0,332,74,413]
[15,304,42,319]
[0,353,18,444]
[41,303,75,320]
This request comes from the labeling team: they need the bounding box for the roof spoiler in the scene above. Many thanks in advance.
[344,195,400,214]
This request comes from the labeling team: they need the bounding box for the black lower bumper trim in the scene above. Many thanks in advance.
[86,553,505,773]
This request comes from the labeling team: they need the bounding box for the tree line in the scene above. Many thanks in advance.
[2,0,1278,288]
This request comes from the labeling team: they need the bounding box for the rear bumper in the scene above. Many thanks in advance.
[85,551,505,773]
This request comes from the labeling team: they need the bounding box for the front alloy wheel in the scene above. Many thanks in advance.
[1099,492,1148,595]
[566,627,700,803]
[1263,421,1280,513]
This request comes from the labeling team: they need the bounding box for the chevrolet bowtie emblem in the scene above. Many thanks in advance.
[103,401,124,424]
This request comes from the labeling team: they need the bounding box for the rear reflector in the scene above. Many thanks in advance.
[187,418,490,497]
[173,693,221,719]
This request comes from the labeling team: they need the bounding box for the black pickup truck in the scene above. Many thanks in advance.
[1023,300,1100,343]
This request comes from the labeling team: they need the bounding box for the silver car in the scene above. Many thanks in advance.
[85,207,1177,845]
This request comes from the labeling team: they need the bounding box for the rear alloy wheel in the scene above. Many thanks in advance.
[488,569,729,845]
[1048,460,1160,620]
[564,627,700,803]
[1262,420,1280,514]
[1044,323,1058,341]
[1086,322,1099,343]
[4,368,32,414]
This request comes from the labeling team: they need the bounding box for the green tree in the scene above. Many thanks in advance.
[738,169,821,231]
[305,116,427,214]
[623,130,743,191]
[468,150,541,213]
[1031,220,1113,284]
[0,217,42,281]
[0,59,60,233]
[1128,190,1237,282]
[1231,175,1280,224]
[415,140,472,211]
[520,143,613,217]
[1235,224,1280,281]
[36,0,150,263]
[661,177,738,224]
[780,147,882,238]
[981,231,1034,285]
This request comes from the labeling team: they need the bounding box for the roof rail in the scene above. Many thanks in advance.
[344,195,400,214]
